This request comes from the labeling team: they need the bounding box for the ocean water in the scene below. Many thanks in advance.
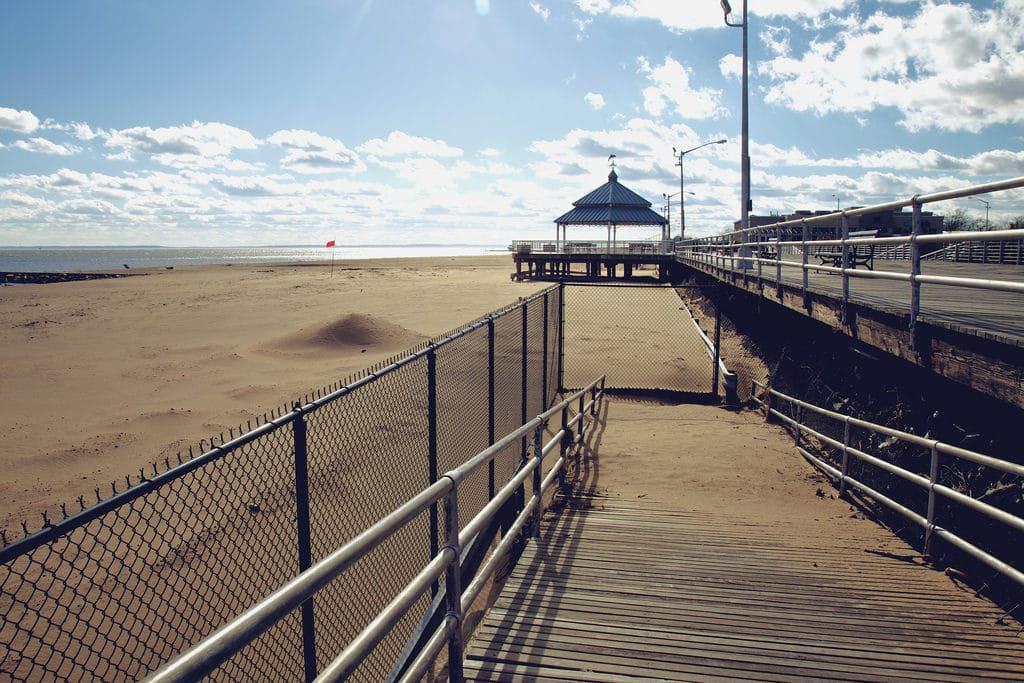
[0,244,503,273]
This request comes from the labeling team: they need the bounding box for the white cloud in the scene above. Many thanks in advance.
[718,54,741,81]
[0,107,40,133]
[584,92,606,110]
[268,129,365,174]
[479,148,501,157]
[357,131,463,158]
[529,2,550,21]
[751,142,1024,177]
[759,1,1024,132]
[637,56,725,120]
[105,121,259,159]
[8,137,79,156]
[573,0,853,32]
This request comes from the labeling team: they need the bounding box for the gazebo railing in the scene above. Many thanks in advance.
[510,240,674,256]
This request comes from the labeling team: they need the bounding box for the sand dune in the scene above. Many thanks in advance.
[266,313,426,355]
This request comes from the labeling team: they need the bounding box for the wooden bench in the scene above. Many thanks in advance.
[813,229,877,270]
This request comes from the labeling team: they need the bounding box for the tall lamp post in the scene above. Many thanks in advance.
[973,197,991,230]
[663,191,681,241]
[672,139,726,239]
[720,0,749,242]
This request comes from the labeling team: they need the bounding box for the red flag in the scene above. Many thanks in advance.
[325,240,336,248]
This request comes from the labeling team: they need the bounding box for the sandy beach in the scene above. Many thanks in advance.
[0,254,544,532]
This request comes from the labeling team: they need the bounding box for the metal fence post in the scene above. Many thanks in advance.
[542,291,549,406]
[801,220,810,310]
[712,304,722,400]
[794,405,803,448]
[557,282,566,392]
[426,347,439,594]
[925,442,939,556]
[532,425,544,539]
[909,199,922,348]
[291,406,318,683]
[518,304,528,516]
[840,417,851,498]
[486,317,495,500]
[763,384,772,423]
[561,403,572,491]
[756,229,763,293]
[443,485,464,683]
[841,213,850,325]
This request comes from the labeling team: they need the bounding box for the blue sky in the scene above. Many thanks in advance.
[1,0,1022,245]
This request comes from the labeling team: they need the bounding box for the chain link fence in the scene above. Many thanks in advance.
[0,286,563,682]
[561,283,715,397]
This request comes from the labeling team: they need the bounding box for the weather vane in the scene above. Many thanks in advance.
[608,153,616,170]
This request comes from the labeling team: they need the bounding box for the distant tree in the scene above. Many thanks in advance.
[1005,215,1024,230]
[943,208,983,232]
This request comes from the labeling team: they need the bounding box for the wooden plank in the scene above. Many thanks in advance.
[465,501,1024,682]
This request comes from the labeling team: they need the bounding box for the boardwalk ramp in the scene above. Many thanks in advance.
[465,400,1024,682]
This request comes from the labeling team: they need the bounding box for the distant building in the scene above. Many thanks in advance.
[733,208,944,238]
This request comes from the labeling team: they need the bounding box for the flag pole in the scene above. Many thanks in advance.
[330,239,335,278]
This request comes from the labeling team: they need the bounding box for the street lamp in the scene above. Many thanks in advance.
[672,139,726,238]
[720,0,749,239]
[973,197,991,230]
[663,191,680,241]
[832,193,840,211]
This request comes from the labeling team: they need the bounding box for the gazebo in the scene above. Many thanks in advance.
[553,168,668,250]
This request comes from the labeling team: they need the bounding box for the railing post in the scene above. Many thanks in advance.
[925,442,939,556]
[427,347,439,595]
[790,405,798,448]
[443,484,464,683]
[763,384,772,422]
[532,424,544,539]
[909,199,922,348]
[840,417,850,498]
[712,304,722,400]
[756,229,763,293]
[841,213,850,325]
[291,405,318,683]
[557,282,565,392]
[575,394,584,444]
[775,233,782,299]
[801,220,810,310]
[542,291,549,406]
[486,317,496,500]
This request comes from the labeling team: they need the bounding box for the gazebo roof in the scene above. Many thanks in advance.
[554,169,668,226]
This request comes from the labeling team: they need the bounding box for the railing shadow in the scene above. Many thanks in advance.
[467,396,609,678]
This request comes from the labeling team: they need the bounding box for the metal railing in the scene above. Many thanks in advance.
[677,296,737,404]
[0,285,564,682]
[510,239,675,256]
[922,238,1024,264]
[146,376,607,683]
[676,176,1024,334]
[752,380,1024,590]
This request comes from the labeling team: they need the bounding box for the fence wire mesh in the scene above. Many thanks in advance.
[0,285,562,682]
[561,284,714,395]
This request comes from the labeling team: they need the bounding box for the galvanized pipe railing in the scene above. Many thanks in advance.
[145,375,607,683]
[675,176,1024,338]
[751,380,1024,589]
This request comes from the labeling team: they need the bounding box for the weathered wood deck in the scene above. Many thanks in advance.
[466,498,1024,681]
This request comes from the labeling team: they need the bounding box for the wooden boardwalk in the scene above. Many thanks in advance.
[465,498,1024,681]
[683,256,1024,345]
